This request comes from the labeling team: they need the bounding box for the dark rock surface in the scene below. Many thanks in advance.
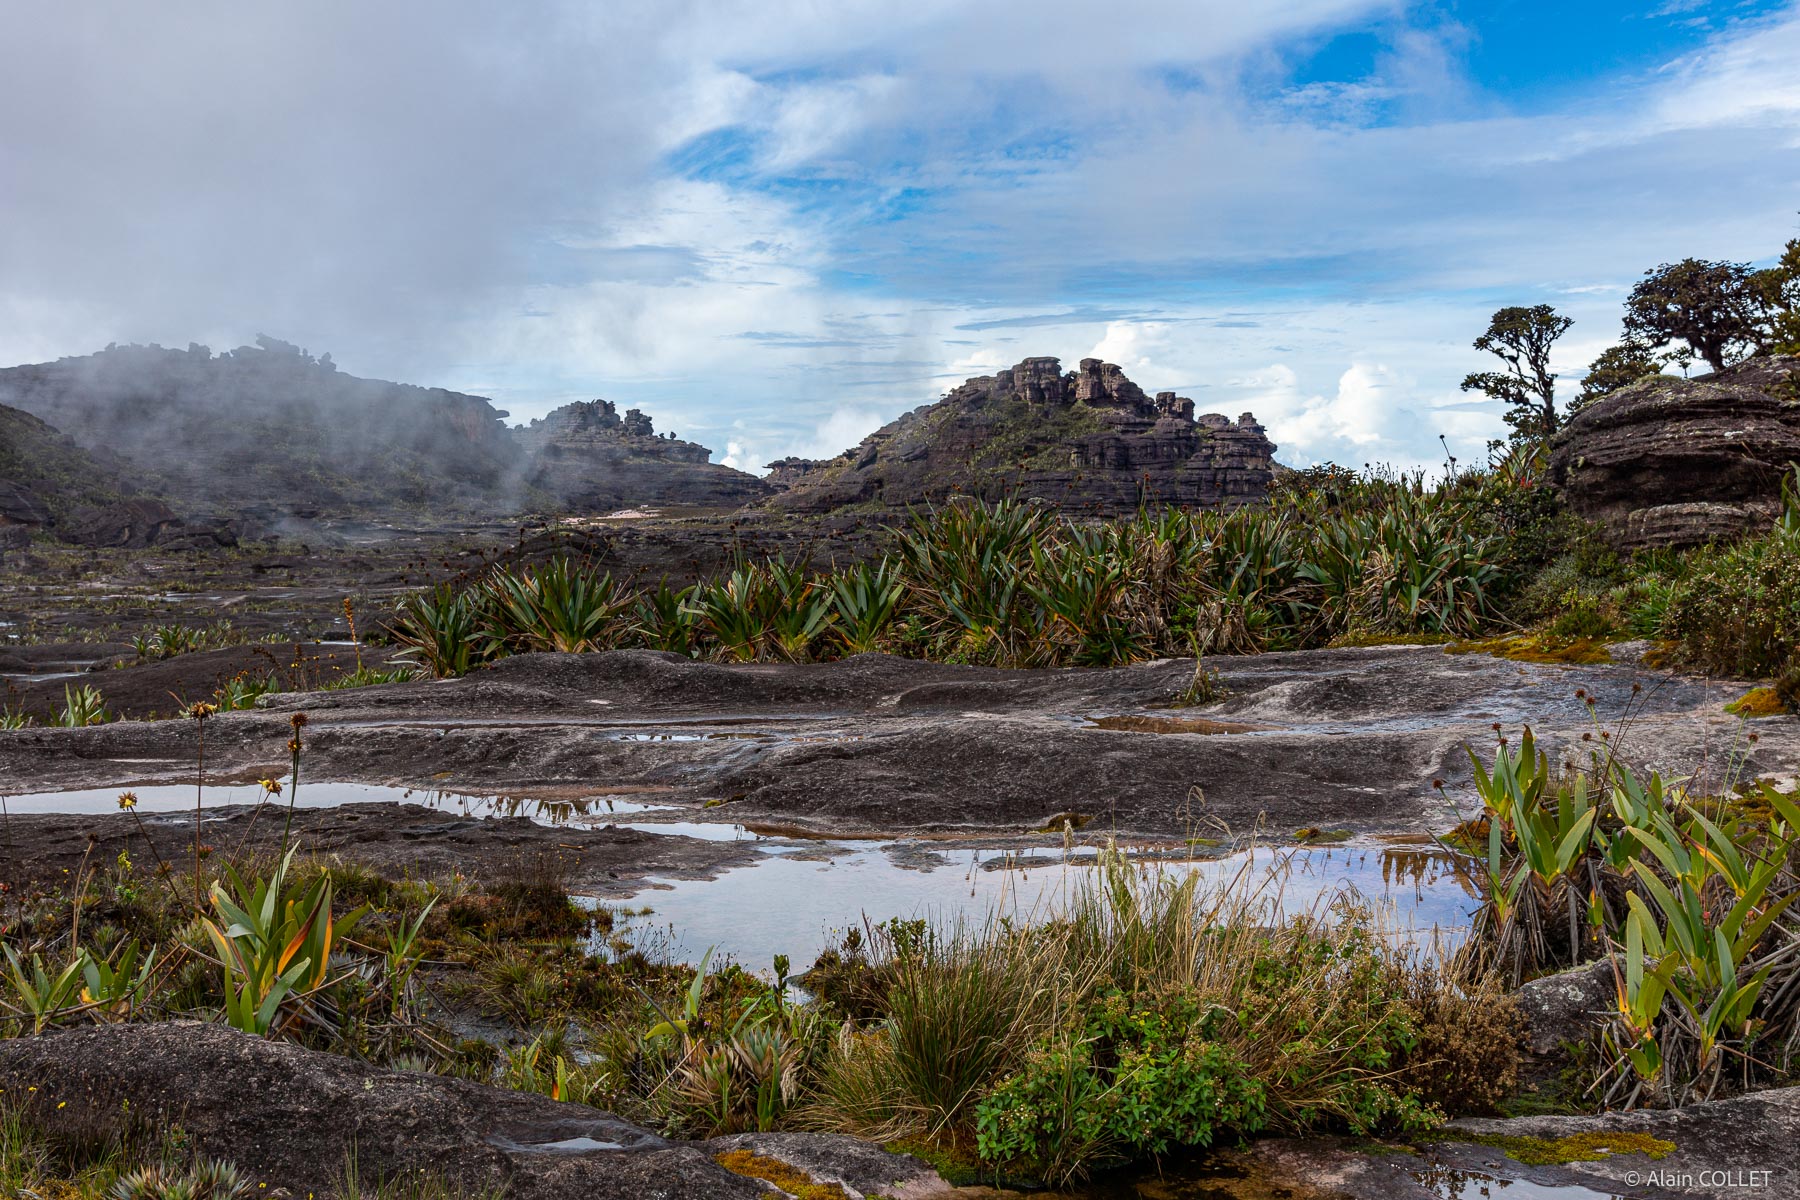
[518,398,773,511]
[766,356,1275,515]
[62,496,184,548]
[3,645,1788,846]
[0,1023,944,1199]
[1550,355,1800,549]
[1,642,403,722]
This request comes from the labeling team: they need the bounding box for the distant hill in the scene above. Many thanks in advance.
[0,338,767,520]
[765,356,1276,515]
[0,400,144,531]
[0,338,528,518]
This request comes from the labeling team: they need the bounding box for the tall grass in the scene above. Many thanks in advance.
[803,848,1497,1184]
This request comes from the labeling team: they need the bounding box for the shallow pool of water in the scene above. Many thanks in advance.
[595,841,1478,972]
[0,779,664,824]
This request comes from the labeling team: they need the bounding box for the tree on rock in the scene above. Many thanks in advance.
[1752,237,1800,356]
[1623,258,1761,372]
[1572,340,1665,412]
[1460,304,1572,442]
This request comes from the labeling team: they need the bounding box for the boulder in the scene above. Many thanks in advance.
[1549,355,1800,549]
[61,496,182,548]
[0,1023,945,1200]
[1516,957,1616,1061]
[0,479,52,527]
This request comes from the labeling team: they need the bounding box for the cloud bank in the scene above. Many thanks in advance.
[3,1,1797,473]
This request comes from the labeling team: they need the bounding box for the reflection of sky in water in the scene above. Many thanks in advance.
[592,842,1479,973]
[0,780,672,826]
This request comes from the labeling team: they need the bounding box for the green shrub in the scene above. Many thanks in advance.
[1661,528,1800,676]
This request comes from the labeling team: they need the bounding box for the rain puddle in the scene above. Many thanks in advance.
[594,841,1478,971]
[1409,1162,1626,1199]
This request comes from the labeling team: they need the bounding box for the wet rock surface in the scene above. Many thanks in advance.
[3,645,1790,845]
[0,800,760,896]
[2,642,406,721]
[0,1022,939,1199]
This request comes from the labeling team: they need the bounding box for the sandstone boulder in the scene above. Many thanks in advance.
[1549,355,1800,549]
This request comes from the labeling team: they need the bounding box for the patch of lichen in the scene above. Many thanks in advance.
[1445,635,1612,665]
[713,1150,857,1200]
[1440,1129,1675,1166]
[1726,686,1787,717]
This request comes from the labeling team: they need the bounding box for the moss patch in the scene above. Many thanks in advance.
[1442,1129,1675,1166]
[714,1150,855,1200]
[1035,811,1094,833]
[1293,827,1354,844]
[1726,686,1787,717]
[1446,636,1612,665]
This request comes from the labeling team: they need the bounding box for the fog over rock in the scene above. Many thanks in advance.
[0,339,766,520]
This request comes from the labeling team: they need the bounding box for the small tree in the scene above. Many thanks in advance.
[1751,237,1800,357]
[1571,340,1666,413]
[1461,304,1573,442]
[1623,258,1761,373]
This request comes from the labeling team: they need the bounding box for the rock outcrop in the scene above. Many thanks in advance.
[766,356,1276,514]
[0,341,773,521]
[0,1023,948,1200]
[1549,355,1800,549]
[519,399,773,511]
[0,338,528,520]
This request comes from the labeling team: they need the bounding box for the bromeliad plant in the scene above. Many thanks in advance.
[202,844,367,1036]
[1454,723,1800,1106]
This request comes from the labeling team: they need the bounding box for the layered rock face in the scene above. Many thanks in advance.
[519,399,773,510]
[767,356,1276,514]
[1549,355,1800,549]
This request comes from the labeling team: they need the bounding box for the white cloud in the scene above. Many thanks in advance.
[3,1,1798,479]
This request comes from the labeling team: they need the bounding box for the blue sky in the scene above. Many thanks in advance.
[3,1,1798,471]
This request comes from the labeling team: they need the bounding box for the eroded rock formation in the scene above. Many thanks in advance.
[519,399,773,511]
[1549,355,1800,549]
[766,356,1275,514]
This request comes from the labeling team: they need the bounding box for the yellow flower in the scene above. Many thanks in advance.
[117,791,140,811]
[259,778,283,796]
